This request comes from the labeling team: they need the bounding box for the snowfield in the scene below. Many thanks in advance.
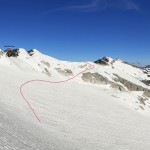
[0,49,150,150]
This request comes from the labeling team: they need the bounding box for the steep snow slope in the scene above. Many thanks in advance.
[0,49,150,150]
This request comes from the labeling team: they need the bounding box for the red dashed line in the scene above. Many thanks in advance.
[20,62,95,122]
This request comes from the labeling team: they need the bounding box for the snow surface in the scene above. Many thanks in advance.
[0,49,150,150]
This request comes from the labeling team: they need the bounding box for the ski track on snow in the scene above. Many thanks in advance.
[20,62,95,122]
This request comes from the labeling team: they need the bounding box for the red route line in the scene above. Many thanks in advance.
[20,62,95,122]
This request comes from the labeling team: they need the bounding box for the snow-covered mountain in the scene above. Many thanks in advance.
[0,48,150,150]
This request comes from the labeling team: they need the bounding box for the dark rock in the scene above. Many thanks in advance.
[141,80,150,86]
[94,57,110,66]
[5,48,19,57]
[28,49,34,56]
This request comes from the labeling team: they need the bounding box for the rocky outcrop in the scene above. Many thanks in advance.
[81,72,150,94]
[94,57,111,66]
[81,72,125,91]
[41,60,50,68]
[109,81,125,91]
[28,49,34,56]
[143,91,150,98]
[141,80,150,86]
[113,74,150,91]
[138,96,147,105]
[5,48,19,57]
[78,64,87,68]
[82,72,108,84]
[0,50,3,57]
[42,68,51,77]
[142,65,150,74]
[55,68,73,77]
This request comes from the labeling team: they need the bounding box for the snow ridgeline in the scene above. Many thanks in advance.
[0,48,150,101]
[0,48,150,107]
[0,48,149,87]
[1,48,150,149]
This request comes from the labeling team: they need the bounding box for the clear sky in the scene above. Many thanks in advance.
[0,0,150,65]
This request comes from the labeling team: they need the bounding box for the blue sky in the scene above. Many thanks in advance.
[0,0,150,65]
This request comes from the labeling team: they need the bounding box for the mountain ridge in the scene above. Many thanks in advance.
[1,48,150,149]
[1,48,150,91]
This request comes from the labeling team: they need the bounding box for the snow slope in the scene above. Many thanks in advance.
[0,49,150,150]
